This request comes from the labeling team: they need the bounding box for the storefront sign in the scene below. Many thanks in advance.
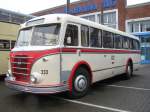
[63,0,117,14]
[103,0,117,8]
[64,4,97,14]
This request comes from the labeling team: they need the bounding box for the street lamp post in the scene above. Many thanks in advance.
[67,0,70,14]
[101,1,104,25]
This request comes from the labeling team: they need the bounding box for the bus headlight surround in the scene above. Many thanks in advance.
[30,75,37,83]
[6,70,11,77]
[30,72,42,83]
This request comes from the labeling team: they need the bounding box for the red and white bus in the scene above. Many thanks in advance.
[5,14,140,98]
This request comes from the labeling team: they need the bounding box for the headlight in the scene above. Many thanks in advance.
[6,70,11,77]
[30,75,37,83]
[30,72,42,83]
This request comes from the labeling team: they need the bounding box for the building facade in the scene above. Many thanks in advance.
[32,0,150,34]
[0,8,34,24]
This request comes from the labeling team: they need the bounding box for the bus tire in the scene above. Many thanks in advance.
[125,62,133,79]
[69,67,90,99]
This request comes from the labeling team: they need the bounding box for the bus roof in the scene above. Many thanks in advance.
[23,14,139,41]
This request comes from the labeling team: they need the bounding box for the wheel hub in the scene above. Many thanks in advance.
[128,66,131,75]
[74,75,87,92]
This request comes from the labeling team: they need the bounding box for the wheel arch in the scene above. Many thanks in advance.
[126,58,133,72]
[68,61,93,92]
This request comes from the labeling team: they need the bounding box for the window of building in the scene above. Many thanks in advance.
[103,31,114,48]
[141,21,150,32]
[80,11,117,29]
[97,14,101,24]
[114,34,122,49]
[128,20,150,33]
[103,12,116,28]
[82,15,95,22]
[0,10,34,24]
[0,40,10,49]
[64,24,78,46]
[81,25,89,47]
[90,27,101,47]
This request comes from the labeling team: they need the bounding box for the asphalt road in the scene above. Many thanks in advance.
[0,64,150,112]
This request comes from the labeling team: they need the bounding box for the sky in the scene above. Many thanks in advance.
[0,0,150,14]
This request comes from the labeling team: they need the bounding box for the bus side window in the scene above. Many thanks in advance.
[11,41,16,49]
[114,34,122,49]
[103,31,114,48]
[0,40,10,50]
[133,40,140,50]
[129,39,133,49]
[81,25,89,47]
[90,27,101,48]
[122,37,129,49]
[64,24,78,46]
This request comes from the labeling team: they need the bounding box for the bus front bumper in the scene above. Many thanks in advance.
[5,77,68,94]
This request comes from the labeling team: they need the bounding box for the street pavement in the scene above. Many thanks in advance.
[0,64,150,112]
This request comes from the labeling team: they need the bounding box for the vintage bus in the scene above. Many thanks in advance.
[0,21,19,76]
[5,14,140,98]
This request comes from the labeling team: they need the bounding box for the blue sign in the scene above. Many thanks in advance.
[64,4,97,14]
[103,0,117,8]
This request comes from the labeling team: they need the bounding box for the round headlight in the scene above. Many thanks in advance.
[30,75,37,83]
[6,70,11,77]
[30,72,42,83]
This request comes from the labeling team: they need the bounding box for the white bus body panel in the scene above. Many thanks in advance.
[31,54,60,85]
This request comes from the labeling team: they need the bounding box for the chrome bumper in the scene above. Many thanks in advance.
[5,77,68,94]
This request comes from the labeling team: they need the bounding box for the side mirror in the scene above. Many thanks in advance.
[66,36,71,44]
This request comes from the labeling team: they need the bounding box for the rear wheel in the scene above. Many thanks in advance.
[125,62,133,79]
[69,67,90,99]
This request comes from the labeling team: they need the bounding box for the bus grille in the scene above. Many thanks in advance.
[11,55,33,82]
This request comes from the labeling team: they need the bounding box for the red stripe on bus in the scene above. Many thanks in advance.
[61,48,77,52]
[80,49,141,54]
[10,48,60,58]
[61,48,141,54]
[10,48,140,57]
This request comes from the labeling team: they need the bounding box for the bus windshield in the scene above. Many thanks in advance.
[16,23,61,46]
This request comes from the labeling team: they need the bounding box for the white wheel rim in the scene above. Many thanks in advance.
[74,75,87,92]
[128,66,131,75]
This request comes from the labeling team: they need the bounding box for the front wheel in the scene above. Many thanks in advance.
[68,67,90,99]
